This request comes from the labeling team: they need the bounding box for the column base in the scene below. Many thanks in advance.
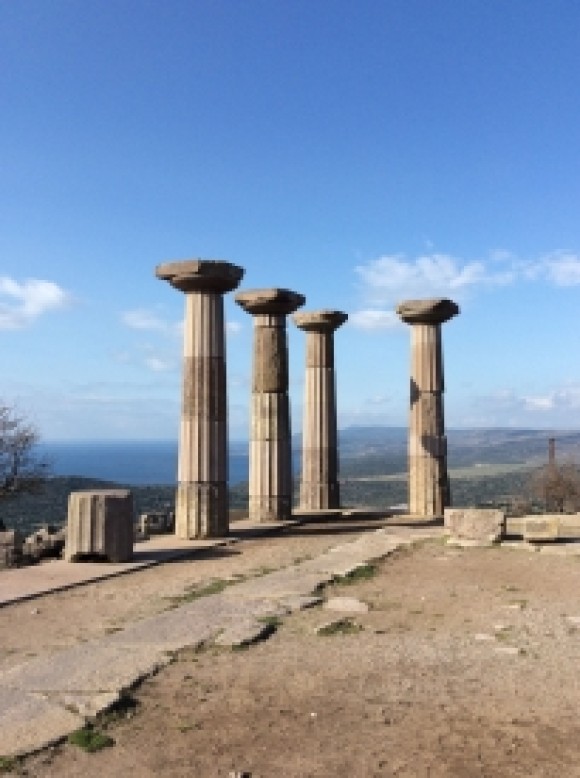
[299,482,340,511]
[175,482,228,539]
[249,495,292,522]
[408,454,446,519]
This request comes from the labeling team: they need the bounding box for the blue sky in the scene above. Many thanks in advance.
[2,0,580,440]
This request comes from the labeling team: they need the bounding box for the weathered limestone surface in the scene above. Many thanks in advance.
[65,490,134,562]
[293,310,348,510]
[236,288,305,521]
[156,259,244,538]
[397,298,459,519]
[521,515,560,542]
[444,507,505,545]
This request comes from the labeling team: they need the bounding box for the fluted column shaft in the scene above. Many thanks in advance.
[235,289,305,522]
[176,291,228,537]
[156,259,244,538]
[397,298,459,520]
[409,323,447,517]
[294,311,347,510]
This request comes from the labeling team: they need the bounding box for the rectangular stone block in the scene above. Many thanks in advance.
[65,490,134,562]
[444,508,505,545]
[521,515,560,542]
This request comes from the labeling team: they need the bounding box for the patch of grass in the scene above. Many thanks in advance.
[68,725,115,753]
[495,626,515,642]
[166,578,231,607]
[332,563,377,585]
[509,599,528,610]
[257,615,283,629]
[0,757,16,773]
[317,618,363,636]
[255,565,275,576]
[177,721,203,733]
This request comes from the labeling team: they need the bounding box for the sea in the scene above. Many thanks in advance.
[38,440,250,486]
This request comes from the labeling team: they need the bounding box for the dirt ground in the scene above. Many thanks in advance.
[5,518,580,777]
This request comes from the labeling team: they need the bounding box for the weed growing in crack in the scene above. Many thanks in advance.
[68,725,115,753]
[0,757,16,773]
[165,579,231,608]
[317,618,363,636]
[332,563,377,585]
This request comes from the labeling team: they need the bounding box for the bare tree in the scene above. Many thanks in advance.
[529,461,580,513]
[0,404,48,499]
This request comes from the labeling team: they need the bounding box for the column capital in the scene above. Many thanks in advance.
[396,298,459,326]
[235,288,305,316]
[293,310,348,333]
[155,259,244,294]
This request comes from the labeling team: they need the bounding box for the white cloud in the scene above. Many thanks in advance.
[540,252,580,286]
[0,277,69,330]
[144,356,174,373]
[523,395,555,411]
[354,253,514,307]
[226,321,243,336]
[122,308,182,336]
[354,250,580,310]
[349,309,401,331]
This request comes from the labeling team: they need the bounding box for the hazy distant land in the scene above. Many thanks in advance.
[3,426,577,536]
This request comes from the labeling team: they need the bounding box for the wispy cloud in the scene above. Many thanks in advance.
[349,309,401,331]
[144,356,174,373]
[226,321,243,336]
[121,308,182,336]
[0,277,70,330]
[354,253,514,308]
[350,250,580,331]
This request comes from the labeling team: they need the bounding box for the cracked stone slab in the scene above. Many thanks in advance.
[0,687,84,755]
[0,641,172,694]
[0,525,442,759]
[214,618,274,648]
[47,690,121,719]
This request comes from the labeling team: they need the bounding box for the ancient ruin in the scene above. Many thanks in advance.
[156,259,244,538]
[293,310,348,510]
[65,489,134,562]
[396,298,459,519]
[235,288,305,521]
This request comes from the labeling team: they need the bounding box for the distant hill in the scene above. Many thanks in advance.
[335,425,580,471]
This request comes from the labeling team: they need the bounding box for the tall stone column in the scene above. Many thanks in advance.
[156,259,244,538]
[293,310,348,510]
[235,288,305,522]
[396,298,459,519]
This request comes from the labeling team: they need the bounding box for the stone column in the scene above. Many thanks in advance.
[396,298,459,519]
[293,310,348,510]
[235,288,305,522]
[156,259,244,538]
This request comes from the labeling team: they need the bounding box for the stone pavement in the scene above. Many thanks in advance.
[0,518,301,608]
[0,519,441,758]
[3,512,580,760]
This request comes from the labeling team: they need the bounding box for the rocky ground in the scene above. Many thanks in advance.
[3,516,580,777]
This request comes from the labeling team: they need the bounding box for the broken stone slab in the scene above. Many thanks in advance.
[214,618,275,648]
[0,640,172,695]
[444,508,505,545]
[65,490,134,563]
[0,687,83,756]
[324,597,369,614]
